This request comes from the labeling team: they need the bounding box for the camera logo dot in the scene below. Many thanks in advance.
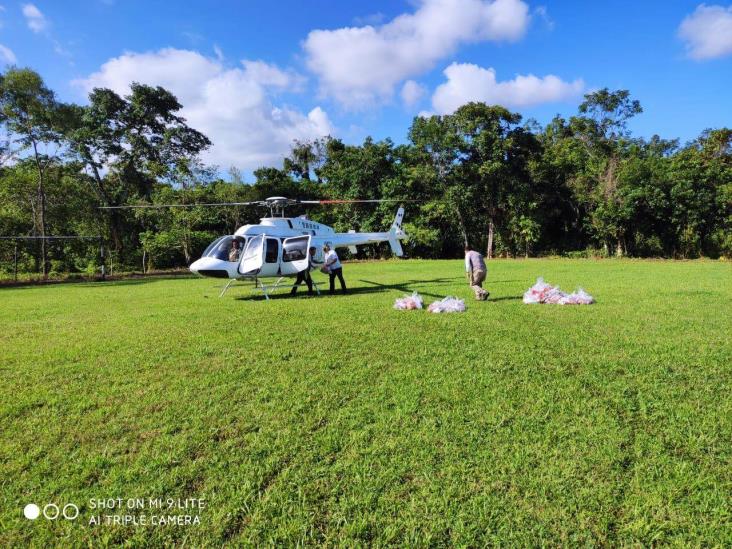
[24,504,40,520]
[24,503,79,521]
[63,504,80,520]
[44,504,60,520]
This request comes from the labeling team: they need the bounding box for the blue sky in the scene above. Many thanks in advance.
[1,1,731,173]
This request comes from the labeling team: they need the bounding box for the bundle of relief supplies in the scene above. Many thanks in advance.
[523,277,594,305]
[427,296,466,313]
[393,291,424,310]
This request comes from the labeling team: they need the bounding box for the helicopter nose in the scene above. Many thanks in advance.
[189,258,204,276]
[190,257,231,278]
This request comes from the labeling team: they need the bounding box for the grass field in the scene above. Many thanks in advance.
[1,259,731,546]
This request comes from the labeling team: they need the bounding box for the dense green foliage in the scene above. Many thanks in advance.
[1,259,730,545]
[1,67,730,278]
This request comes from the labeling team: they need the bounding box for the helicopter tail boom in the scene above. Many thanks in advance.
[388,207,406,256]
[387,231,404,256]
[392,207,404,231]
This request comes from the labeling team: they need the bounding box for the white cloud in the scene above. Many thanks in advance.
[241,59,305,91]
[400,80,426,107]
[678,4,732,60]
[431,62,584,114]
[304,0,530,108]
[75,48,333,171]
[22,3,47,33]
[0,43,16,63]
[534,5,554,30]
[352,12,385,26]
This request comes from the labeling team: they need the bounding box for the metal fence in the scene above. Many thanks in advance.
[0,236,105,282]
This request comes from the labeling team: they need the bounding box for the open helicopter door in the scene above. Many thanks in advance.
[280,235,310,276]
[238,234,264,276]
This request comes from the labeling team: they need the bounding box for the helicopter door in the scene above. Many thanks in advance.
[238,234,264,275]
[280,235,311,276]
[258,237,281,277]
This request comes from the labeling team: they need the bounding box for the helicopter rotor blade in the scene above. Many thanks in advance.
[298,199,419,205]
[98,201,263,209]
[98,197,423,210]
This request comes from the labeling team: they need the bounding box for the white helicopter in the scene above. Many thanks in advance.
[108,196,408,298]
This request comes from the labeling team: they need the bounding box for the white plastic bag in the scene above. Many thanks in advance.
[523,277,594,305]
[393,291,424,310]
[561,288,595,305]
[523,277,552,304]
[427,296,466,313]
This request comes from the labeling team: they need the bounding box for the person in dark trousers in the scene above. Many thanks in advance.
[323,243,346,294]
[291,246,319,296]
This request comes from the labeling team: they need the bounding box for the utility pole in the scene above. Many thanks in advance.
[99,238,106,281]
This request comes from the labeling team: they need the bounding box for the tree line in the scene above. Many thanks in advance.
[0,67,730,278]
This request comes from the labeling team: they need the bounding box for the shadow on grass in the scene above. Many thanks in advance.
[0,273,196,290]
[92,275,197,287]
[231,277,456,301]
[488,295,523,302]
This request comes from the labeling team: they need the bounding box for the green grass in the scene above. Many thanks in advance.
[1,259,731,546]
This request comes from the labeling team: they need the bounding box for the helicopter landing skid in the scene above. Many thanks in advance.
[218,278,237,298]
[218,276,258,298]
[259,277,322,299]
[219,276,321,300]
[258,277,285,301]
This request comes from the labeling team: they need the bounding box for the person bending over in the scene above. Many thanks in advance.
[465,245,489,301]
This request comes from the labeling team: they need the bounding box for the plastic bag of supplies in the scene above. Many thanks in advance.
[427,296,466,313]
[561,288,594,305]
[523,277,594,305]
[393,291,424,310]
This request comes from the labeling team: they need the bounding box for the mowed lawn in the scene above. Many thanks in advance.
[1,259,731,546]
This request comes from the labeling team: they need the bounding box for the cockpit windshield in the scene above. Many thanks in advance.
[202,236,225,257]
[203,236,246,262]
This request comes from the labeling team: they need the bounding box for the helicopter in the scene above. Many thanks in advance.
[105,196,408,298]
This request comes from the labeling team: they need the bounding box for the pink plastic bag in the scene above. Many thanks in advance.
[394,291,424,310]
[523,277,594,305]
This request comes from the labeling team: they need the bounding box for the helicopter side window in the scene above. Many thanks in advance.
[282,236,308,262]
[264,238,279,263]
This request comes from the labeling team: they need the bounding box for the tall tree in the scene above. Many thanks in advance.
[571,88,643,256]
[0,68,62,277]
[60,84,212,254]
[451,102,540,258]
[283,138,328,183]
[409,115,470,246]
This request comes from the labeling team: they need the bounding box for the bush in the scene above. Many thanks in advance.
[706,228,732,259]
[633,232,665,257]
[563,247,609,259]
[678,226,701,258]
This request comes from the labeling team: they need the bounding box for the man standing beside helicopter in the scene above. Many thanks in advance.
[323,243,347,294]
